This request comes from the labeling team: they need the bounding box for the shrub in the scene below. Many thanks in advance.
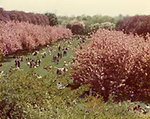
[72,29,150,100]
[116,15,150,36]
[100,22,115,30]
[0,21,72,56]
[66,22,72,29]
[45,13,58,26]
[82,23,100,35]
[0,7,50,25]
[71,21,85,35]
[0,70,90,119]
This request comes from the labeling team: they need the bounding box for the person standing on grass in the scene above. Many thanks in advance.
[57,53,60,59]
[63,50,67,56]
[58,45,61,51]
[15,59,20,68]
[29,60,33,68]
[17,60,20,68]
[53,55,57,62]
[37,58,41,66]
[145,104,150,112]
[57,82,62,89]
[15,60,18,67]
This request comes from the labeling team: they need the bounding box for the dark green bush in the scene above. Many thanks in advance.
[45,13,58,26]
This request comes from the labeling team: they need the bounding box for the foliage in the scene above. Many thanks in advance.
[100,22,116,30]
[0,7,49,25]
[72,29,150,101]
[116,15,150,36]
[0,34,148,119]
[0,21,72,56]
[59,15,124,35]
[45,13,58,26]
[0,70,88,119]
[60,19,85,35]
[71,21,85,35]
[66,22,72,29]
[0,69,143,119]
[58,14,124,27]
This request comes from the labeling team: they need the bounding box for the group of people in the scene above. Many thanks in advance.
[14,56,23,68]
[27,58,41,68]
[132,104,150,114]
[52,45,68,64]
[12,40,71,72]
[12,35,87,70]
[1,36,87,78]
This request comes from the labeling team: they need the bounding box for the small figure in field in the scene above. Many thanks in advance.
[48,47,52,55]
[68,41,72,45]
[57,82,65,89]
[58,45,61,51]
[64,61,71,66]
[41,51,46,58]
[57,53,61,59]
[56,69,62,75]
[143,104,150,114]
[20,56,23,62]
[133,104,149,114]
[0,64,2,67]
[47,45,50,48]
[15,59,21,68]
[26,57,30,61]
[63,50,67,56]
[82,39,85,43]
[133,105,142,111]
[29,60,34,68]
[89,88,92,96]
[9,66,14,72]
[37,58,41,66]
[27,61,30,67]
[63,61,67,66]
[137,105,149,114]
[17,60,20,68]
[15,60,18,67]
[32,51,39,56]
[43,65,52,71]
[56,58,59,65]
[57,82,62,89]
[0,70,4,77]
[53,55,57,62]
[31,60,36,68]
[57,52,62,59]
[49,47,53,52]
[60,52,62,59]
[56,68,67,75]
[72,58,76,63]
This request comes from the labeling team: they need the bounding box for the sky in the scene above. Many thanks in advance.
[0,0,150,16]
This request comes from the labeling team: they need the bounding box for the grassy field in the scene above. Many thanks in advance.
[0,36,86,77]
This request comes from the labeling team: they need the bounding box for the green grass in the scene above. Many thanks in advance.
[0,37,85,77]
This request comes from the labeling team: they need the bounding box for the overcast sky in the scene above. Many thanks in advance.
[0,0,150,16]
